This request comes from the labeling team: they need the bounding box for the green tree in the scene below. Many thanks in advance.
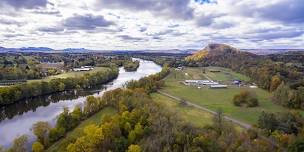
[233,90,258,107]
[32,121,51,146]
[288,139,304,152]
[58,82,65,91]
[56,107,71,130]
[134,123,144,138]
[71,104,83,127]
[84,96,99,116]
[127,144,142,152]
[49,127,65,143]
[272,82,290,107]
[114,137,128,152]
[32,141,44,152]
[8,135,28,152]
[258,112,278,131]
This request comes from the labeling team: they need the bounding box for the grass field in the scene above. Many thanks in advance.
[46,107,117,152]
[204,67,250,81]
[162,67,301,125]
[151,93,213,127]
[28,67,110,83]
[177,67,250,82]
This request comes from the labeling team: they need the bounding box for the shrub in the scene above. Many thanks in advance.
[49,127,65,143]
[233,90,259,107]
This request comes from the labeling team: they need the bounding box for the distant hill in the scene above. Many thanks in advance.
[243,49,304,55]
[0,47,19,52]
[0,47,90,53]
[0,46,54,53]
[20,47,54,52]
[62,48,90,53]
[186,43,255,61]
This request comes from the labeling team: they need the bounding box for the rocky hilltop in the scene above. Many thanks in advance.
[186,43,255,61]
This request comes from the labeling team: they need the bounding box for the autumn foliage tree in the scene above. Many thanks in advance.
[233,90,259,107]
[32,121,51,146]
[270,75,282,92]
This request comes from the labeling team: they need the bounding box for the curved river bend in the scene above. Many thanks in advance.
[0,59,161,147]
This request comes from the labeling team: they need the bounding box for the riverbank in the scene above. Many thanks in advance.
[46,107,117,152]
[0,67,119,105]
[45,63,168,151]
[123,60,139,71]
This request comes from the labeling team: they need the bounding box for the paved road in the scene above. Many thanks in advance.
[157,90,283,150]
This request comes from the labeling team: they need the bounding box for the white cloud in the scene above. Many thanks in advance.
[0,0,303,50]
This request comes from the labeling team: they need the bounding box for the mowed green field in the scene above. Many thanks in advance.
[151,93,213,127]
[177,67,250,82]
[204,67,250,81]
[28,67,110,83]
[47,107,117,152]
[162,67,300,125]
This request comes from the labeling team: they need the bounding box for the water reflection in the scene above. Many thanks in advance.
[0,87,104,122]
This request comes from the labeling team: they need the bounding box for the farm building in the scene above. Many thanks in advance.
[175,67,184,70]
[184,80,219,86]
[185,80,199,83]
[233,80,241,85]
[184,80,199,85]
[210,84,228,89]
[249,85,258,88]
[201,81,219,85]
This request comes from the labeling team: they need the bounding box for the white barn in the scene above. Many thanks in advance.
[185,80,219,86]
[210,85,228,89]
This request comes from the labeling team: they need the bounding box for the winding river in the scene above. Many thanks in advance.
[0,58,162,147]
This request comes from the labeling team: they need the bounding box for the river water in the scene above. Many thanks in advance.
[0,58,161,147]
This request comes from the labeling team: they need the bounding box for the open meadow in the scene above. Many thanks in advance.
[28,67,110,83]
[151,93,213,128]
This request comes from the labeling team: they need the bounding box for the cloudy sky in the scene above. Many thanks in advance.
[0,0,303,50]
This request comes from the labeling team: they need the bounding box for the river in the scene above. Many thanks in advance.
[0,58,162,147]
